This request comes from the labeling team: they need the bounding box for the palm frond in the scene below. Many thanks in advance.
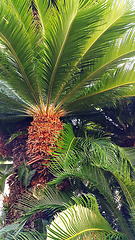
[122,147,135,167]
[15,186,72,220]
[52,123,76,155]
[46,0,110,106]
[0,0,41,110]
[53,0,135,111]
[128,205,135,234]
[0,187,73,238]
[0,187,72,238]
[64,58,135,112]
[0,194,127,240]
[0,223,20,237]
[48,137,135,239]
[34,0,50,35]
[83,139,135,209]
[1,0,135,118]
[1,228,45,240]
[46,194,126,240]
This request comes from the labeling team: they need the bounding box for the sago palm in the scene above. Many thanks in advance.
[1,0,135,164]
[4,126,134,239]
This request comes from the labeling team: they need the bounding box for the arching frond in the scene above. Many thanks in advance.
[15,186,72,220]
[48,137,135,239]
[0,223,20,238]
[46,194,126,240]
[52,123,76,156]
[1,0,135,118]
[0,0,41,113]
[0,194,127,239]
[0,187,73,238]
[53,0,135,112]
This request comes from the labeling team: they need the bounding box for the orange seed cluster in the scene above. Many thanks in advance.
[26,113,63,165]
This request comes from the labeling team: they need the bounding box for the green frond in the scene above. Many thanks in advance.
[51,137,135,209]
[123,147,135,167]
[64,58,135,112]
[46,194,126,240]
[52,123,76,156]
[1,0,135,118]
[15,186,72,220]
[0,223,20,237]
[1,228,45,240]
[43,0,110,107]
[0,0,41,110]
[129,206,135,233]
[48,137,135,239]
[0,187,73,238]
[84,139,135,209]
[0,194,127,239]
[4,0,37,35]
[42,0,80,110]
[53,0,135,111]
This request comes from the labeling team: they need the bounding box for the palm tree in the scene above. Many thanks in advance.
[0,0,135,164]
[1,0,135,236]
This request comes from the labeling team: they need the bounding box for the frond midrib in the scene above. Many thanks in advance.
[46,9,78,113]
[65,229,121,240]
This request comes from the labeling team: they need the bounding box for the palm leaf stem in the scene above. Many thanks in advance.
[65,229,120,240]
[0,33,41,111]
[64,137,76,160]
[46,10,77,114]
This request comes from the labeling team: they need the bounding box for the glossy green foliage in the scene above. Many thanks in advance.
[0,0,135,120]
